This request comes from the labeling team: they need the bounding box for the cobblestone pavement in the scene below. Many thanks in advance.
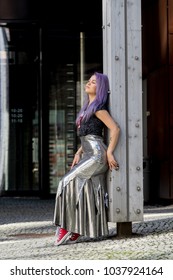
[0,197,173,260]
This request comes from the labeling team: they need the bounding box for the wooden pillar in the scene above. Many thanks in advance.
[102,0,143,233]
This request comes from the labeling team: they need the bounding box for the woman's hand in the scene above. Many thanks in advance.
[71,147,83,169]
[107,152,119,171]
[71,154,81,169]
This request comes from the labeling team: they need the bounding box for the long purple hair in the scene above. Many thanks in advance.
[76,72,110,126]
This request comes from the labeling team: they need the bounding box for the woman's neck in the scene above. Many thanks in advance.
[88,96,96,105]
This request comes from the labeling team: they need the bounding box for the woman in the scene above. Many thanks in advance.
[53,72,120,245]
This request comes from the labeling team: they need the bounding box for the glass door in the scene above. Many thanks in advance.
[1,23,103,196]
[45,28,78,194]
[5,23,40,193]
[48,64,77,193]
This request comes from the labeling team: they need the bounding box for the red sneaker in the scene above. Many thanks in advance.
[66,232,81,244]
[54,228,71,246]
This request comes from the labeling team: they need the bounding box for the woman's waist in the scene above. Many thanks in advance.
[80,134,107,154]
[80,134,104,142]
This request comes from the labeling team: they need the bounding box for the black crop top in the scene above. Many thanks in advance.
[78,104,108,137]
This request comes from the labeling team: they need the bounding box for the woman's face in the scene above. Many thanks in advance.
[85,75,97,96]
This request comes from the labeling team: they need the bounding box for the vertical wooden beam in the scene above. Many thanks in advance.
[103,0,128,223]
[102,0,143,224]
[126,0,143,220]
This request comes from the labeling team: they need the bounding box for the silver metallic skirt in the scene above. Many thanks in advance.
[53,134,109,238]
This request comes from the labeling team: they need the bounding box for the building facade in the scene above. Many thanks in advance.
[0,0,173,204]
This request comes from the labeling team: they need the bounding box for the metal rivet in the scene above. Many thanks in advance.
[136,166,140,171]
[136,209,141,214]
[115,56,119,61]
[135,56,139,60]
[137,186,141,191]
[107,23,110,27]
[109,198,112,203]
[116,208,120,213]
[116,187,121,191]
[135,123,139,127]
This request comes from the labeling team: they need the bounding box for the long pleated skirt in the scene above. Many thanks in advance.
[53,134,109,238]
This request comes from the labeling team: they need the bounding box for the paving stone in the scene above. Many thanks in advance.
[0,197,173,260]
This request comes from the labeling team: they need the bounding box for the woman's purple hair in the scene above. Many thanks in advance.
[76,72,110,126]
